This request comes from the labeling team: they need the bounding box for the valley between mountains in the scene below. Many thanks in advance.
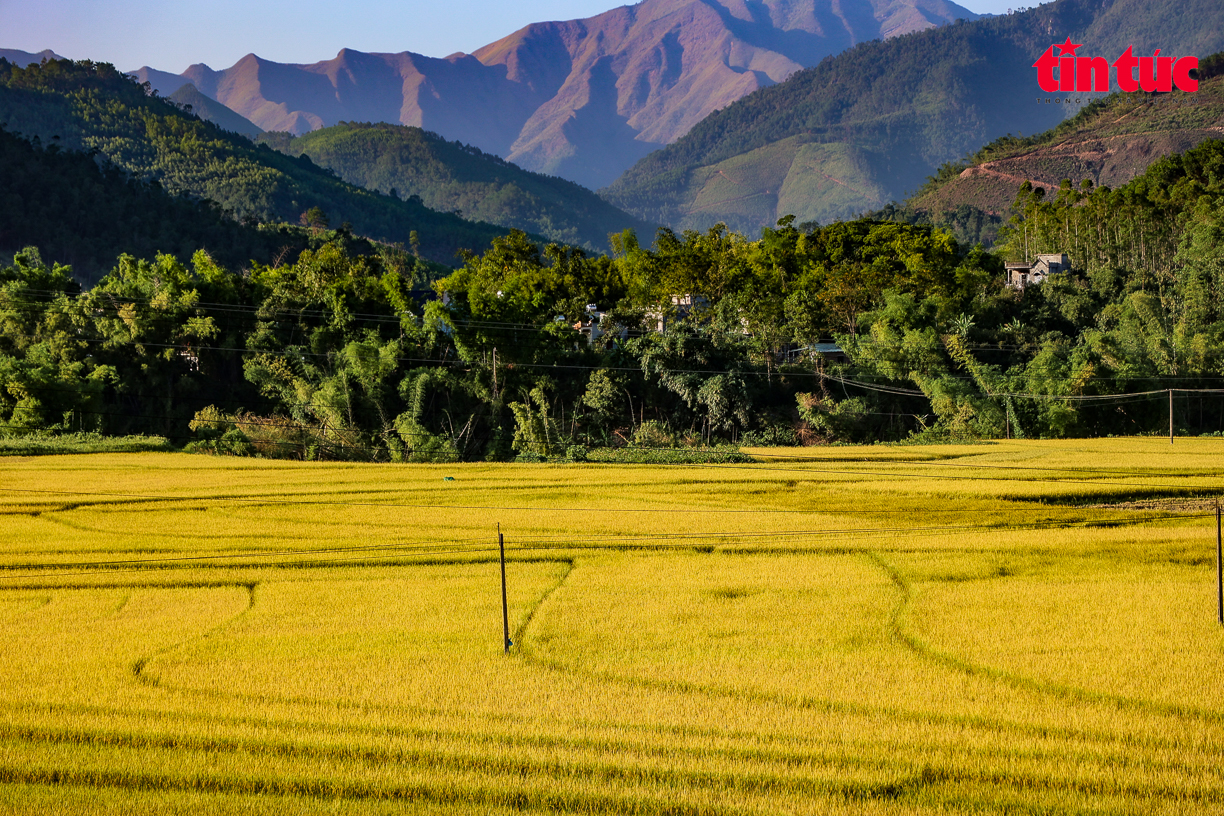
[5,0,1224,254]
[127,0,977,190]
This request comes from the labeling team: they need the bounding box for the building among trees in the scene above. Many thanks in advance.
[1005,253,1070,289]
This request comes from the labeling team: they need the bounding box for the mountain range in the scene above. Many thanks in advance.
[128,0,977,189]
[9,0,1224,248]
[0,49,64,67]
[602,0,1224,234]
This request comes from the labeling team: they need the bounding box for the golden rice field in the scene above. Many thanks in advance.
[2,438,1224,814]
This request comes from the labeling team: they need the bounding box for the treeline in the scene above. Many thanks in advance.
[6,139,1224,457]
[0,216,997,460]
[0,58,513,266]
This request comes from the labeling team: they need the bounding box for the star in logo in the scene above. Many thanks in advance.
[1056,37,1083,57]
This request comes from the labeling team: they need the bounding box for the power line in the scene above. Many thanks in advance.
[9,285,1224,376]
[9,288,1224,388]
[8,327,1224,406]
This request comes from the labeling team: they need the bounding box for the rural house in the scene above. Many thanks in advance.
[1005,253,1070,290]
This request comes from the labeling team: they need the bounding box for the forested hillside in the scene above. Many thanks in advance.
[865,59,1224,247]
[0,125,275,281]
[0,58,513,266]
[5,138,1224,457]
[891,56,1224,238]
[602,0,1224,234]
[258,123,652,252]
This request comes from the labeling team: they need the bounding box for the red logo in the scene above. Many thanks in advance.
[1033,39,1198,93]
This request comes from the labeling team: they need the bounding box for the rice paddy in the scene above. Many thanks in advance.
[2,438,1224,813]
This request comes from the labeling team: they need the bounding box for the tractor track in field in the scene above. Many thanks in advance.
[866,550,1224,725]
[131,582,258,690]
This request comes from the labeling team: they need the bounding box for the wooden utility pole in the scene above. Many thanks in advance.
[492,348,498,401]
[1216,506,1222,625]
[498,524,510,654]
[1169,389,1174,444]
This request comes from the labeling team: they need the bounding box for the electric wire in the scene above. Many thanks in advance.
[8,288,1224,387]
[7,286,1224,376]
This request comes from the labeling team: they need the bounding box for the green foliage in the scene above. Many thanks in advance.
[0,58,511,266]
[869,202,1004,248]
[0,432,171,455]
[797,393,870,442]
[261,122,652,253]
[1198,52,1224,81]
[738,423,801,447]
[185,406,255,456]
[630,420,676,448]
[435,230,625,367]
[585,445,754,464]
[509,384,565,459]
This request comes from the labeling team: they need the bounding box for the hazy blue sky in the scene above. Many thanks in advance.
[2,0,1022,73]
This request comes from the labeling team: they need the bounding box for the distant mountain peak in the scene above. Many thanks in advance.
[126,0,975,189]
[167,83,263,138]
[0,48,66,67]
